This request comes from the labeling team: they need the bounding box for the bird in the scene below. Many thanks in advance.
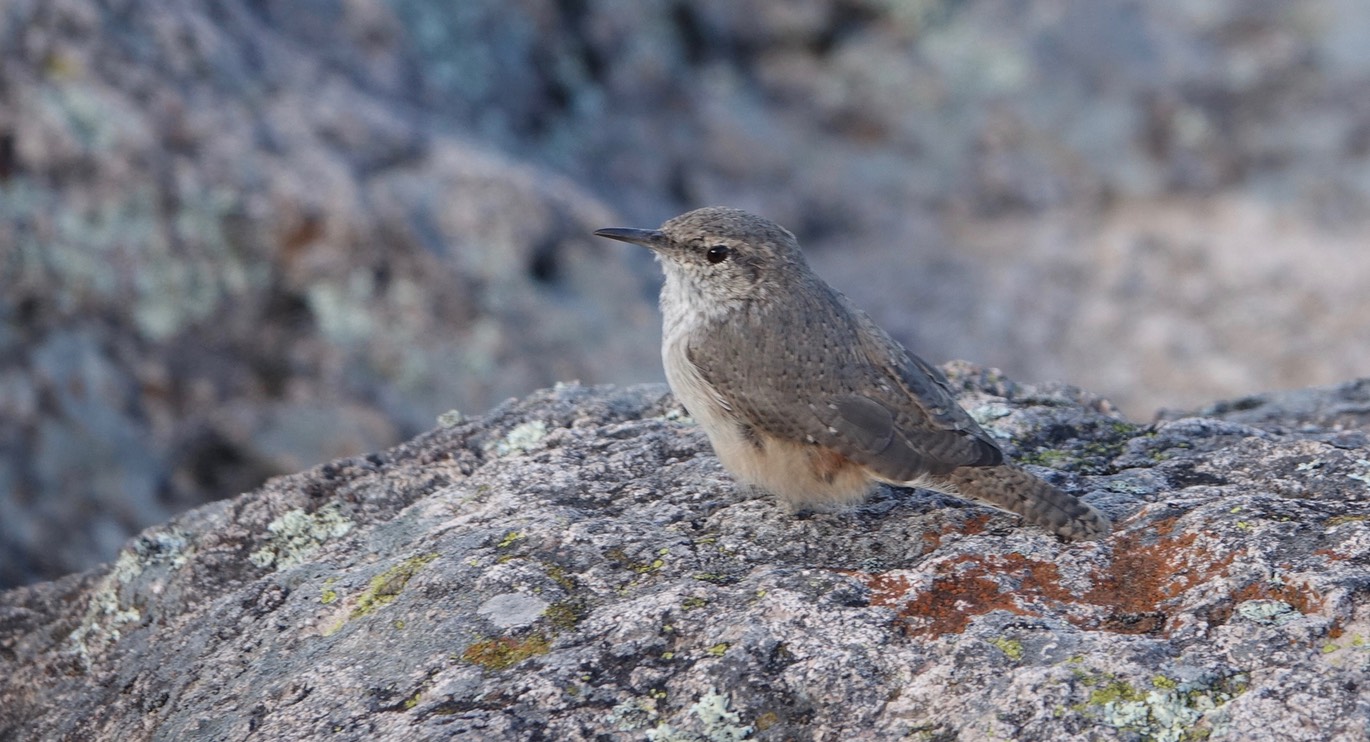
[594,207,1110,541]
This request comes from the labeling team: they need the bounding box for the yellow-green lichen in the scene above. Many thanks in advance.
[607,547,666,575]
[543,601,585,630]
[319,576,339,605]
[461,634,551,670]
[1089,678,1146,706]
[1018,448,1073,469]
[1075,669,1245,742]
[349,553,440,619]
[543,562,577,591]
[706,642,730,657]
[681,596,709,611]
[988,636,1024,661]
[1110,421,1141,436]
[497,531,523,549]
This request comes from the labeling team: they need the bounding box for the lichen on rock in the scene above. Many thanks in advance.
[2,372,1369,740]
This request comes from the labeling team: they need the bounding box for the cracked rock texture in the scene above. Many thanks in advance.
[8,0,1370,588]
[2,367,1367,741]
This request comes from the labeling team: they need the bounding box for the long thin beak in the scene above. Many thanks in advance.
[592,227,667,250]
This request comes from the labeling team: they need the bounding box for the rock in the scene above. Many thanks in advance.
[2,368,1367,740]
[8,0,1370,596]
[1163,377,1370,439]
[0,0,663,586]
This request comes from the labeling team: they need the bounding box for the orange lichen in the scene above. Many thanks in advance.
[853,553,1073,636]
[959,514,993,536]
[1079,518,1238,634]
[1312,547,1350,562]
[921,531,943,551]
[898,572,1008,635]
[863,572,912,609]
[848,517,1268,638]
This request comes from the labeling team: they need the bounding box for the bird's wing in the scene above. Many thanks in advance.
[835,318,1004,477]
[685,292,1002,483]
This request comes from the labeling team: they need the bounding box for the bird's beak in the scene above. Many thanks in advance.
[592,227,667,251]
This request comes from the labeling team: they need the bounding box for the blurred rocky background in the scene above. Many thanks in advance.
[3,0,1369,587]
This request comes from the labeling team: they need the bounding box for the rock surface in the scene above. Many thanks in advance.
[6,0,1370,596]
[2,367,1367,741]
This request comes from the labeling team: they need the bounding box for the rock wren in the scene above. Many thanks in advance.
[595,207,1110,541]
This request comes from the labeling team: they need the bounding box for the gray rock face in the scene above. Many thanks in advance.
[0,0,663,587]
[3,368,1367,741]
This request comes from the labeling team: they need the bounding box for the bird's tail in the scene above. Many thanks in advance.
[926,465,1111,541]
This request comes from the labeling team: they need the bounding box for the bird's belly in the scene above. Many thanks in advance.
[663,332,872,510]
[721,432,875,511]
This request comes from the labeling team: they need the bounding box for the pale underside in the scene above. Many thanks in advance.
[664,320,969,512]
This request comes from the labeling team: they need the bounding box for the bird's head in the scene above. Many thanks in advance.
[594,207,810,307]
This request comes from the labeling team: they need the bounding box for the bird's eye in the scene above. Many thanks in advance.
[706,245,730,264]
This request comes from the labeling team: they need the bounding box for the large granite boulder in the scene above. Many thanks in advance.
[6,0,1370,613]
[2,367,1366,740]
